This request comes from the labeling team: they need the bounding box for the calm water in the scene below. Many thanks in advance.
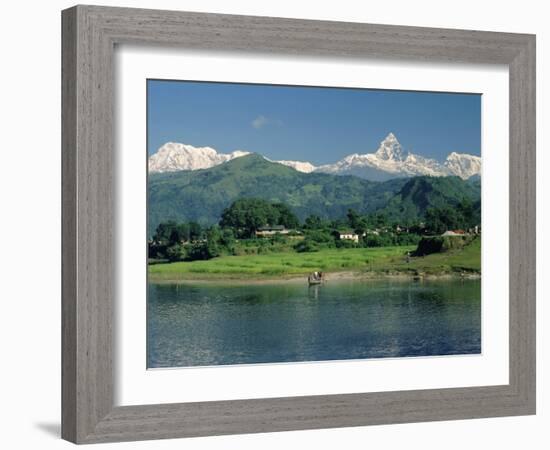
[147,279,481,368]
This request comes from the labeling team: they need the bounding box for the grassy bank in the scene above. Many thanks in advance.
[148,237,480,282]
[401,236,480,275]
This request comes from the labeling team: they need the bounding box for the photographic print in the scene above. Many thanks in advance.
[146,80,482,369]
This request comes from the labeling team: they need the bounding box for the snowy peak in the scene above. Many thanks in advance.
[375,132,406,161]
[444,152,482,180]
[148,143,250,173]
[275,160,317,173]
[149,142,316,174]
[148,134,481,181]
[316,133,480,180]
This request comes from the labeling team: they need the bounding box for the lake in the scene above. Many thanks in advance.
[147,278,481,368]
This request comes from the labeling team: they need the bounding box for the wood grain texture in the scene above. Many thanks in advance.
[61,6,77,443]
[62,5,114,442]
[61,5,536,444]
[508,36,536,409]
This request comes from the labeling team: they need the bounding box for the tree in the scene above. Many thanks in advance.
[169,223,190,244]
[165,243,186,262]
[346,208,361,229]
[153,220,178,243]
[272,203,300,229]
[153,221,200,244]
[346,208,369,235]
[219,198,299,237]
[456,197,476,229]
[188,222,203,241]
[186,239,220,261]
[425,207,460,234]
[303,215,324,230]
[220,198,269,236]
[219,228,236,250]
[372,212,389,228]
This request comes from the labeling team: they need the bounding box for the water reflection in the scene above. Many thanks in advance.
[147,279,481,368]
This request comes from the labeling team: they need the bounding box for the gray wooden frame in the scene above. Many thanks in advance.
[62,4,536,444]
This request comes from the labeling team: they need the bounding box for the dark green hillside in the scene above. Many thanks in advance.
[148,154,406,235]
[147,154,481,235]
[380,176,481,224]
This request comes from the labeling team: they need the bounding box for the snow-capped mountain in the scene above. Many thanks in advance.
[272,160,317,173]
[315,133,480,180]
[148,143,317,174]
[148,142,250,173]
[148,133,481,180]
[444,152,482,180]
[373,131,406,161]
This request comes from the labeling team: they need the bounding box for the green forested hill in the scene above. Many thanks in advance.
[148,154,480,235]
[380,176,482,223]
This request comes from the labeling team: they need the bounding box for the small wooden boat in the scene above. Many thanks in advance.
[308,272,325,285]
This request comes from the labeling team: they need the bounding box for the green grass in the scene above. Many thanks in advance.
[148,237,481,281]
[388,236,481,275]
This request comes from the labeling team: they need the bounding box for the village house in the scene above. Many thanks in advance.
[364,229,380,236]
[339,231,359,243]
[255,225,292,237]
[441,229,467,237]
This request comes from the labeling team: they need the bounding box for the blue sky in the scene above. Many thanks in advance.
[147,80,481,165]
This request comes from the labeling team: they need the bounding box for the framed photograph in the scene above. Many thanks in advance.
[62,5,536,444]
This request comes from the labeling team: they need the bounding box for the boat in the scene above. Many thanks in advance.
[308,272,325,285]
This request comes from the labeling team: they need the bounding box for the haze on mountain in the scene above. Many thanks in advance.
[148,132,481,181]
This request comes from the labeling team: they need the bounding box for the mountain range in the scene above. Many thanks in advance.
[148,142,250,173]
[148,133,481,181]
[148,153,481,235]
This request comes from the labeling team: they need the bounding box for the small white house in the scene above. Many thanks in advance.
[339,231,359,243]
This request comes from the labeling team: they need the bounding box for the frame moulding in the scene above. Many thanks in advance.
[62,5,535,444]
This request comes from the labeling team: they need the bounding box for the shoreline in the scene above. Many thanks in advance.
[148,269,481,285]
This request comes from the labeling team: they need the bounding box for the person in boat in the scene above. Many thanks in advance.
[308,271,324,283]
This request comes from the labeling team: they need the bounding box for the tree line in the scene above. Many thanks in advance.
[149,197,480,262]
